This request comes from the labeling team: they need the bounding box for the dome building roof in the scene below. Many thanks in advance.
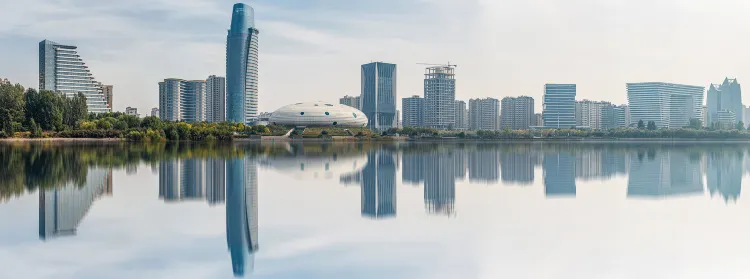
[269,102,368,127]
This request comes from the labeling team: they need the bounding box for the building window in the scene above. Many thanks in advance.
[333,122,338,126]
[325,112,330,116]
[300,112,305,115]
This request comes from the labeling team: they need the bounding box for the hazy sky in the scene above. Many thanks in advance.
[2,0,750,113]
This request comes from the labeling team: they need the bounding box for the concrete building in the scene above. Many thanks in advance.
[339,95,361,111]
[101,85,113,110]
[717,109,737,129]
[575,100,611,129]
[125,107,139,117]
[206,75,226,123]
[455,100,468,130]
[614,105,630,128]
[500,96,535,130]
[469,98,499,131]
[226,3,260,125]
[627,82,704,129]
[424,66,456,130]
[706,78,742,126]
[39,40,110,113]
[158,78,206,122]
[534,113,543,127]
[542,84,576,128]
[402,95,424,128]
[744,106,750,127]
[151,108,159,118]
[361,62,397,130]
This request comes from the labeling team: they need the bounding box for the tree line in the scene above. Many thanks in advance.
[0,82,88,137]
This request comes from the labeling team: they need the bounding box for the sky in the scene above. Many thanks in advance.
[2,0,750,113]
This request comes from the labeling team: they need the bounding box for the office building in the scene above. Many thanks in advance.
[423,66,456,130]
[102,85,113,109]
[125,107,139,117]
[39,40,110,113]
[361,62,397,130]
[542,84,576,128]
[151,107,159,118]
[402,95,424,128]
[455,100,468,130]
[226,3,260,125]
[339,95,361,111]
[469,98,499,131]
[627,82,704,129]
[500,96,535,130]
[706,78,742,126]
[206,75,226,123]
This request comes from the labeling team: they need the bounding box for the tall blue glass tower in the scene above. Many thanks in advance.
[361,62,397,130]
[226,3,260,124]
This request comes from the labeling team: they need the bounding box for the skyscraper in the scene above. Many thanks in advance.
[226,3,260,125]
[158,78,183,121]
[423,66,456,130]
[158,78,206,122]
[455,100,468,130]
[575,100,611,130]
[206,75,226,123]
[39,40,110,113]
[339,95,361,111]
[469,98,499,131]
[361,62,397,130]
[542,84,576,128]
[101,84,113,110]
[706,78,742,126]
[500,96,535,130]
[627,82,704,129]
[614,105,629,128]
[402,95,424,128]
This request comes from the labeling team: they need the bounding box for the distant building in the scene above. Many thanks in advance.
[423,66,456,130]
[339,95,361,111]
[151,108,159,118]
[361,62,397,130]
[706,78,742,126]
[226,3,260,125]
[0,78,9,85]
[575,100,611,129]
[158,78,206,122]
[206,75,226,123]
[613,105,630,128]
[542,84,576,128]
[125,107,139,117]
[717,109,737,129]
[702,106,709,127]
[402,95,424,128]
[101,85,113,110]
[500,96,535,130]
[744,106,750,127]
[469,98,499,131]
[627,82,704,129]
[39,40,110,113]
[455,100,468,130]
[534,113,543,127]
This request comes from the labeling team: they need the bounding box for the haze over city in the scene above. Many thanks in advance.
[3,0,750,113]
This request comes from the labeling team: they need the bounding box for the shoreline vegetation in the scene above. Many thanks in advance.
[6,80,750,141]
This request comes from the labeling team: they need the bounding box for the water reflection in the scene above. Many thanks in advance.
[4,142,750,277]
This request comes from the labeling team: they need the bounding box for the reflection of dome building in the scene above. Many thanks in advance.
[269,102,368,127]
[261,154,367,180]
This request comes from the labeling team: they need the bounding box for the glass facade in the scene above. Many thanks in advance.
[361,62,397,130]
[542,84,577,128]
[38,40,110,114]
[627,82,704,128]
[226,3,259,125]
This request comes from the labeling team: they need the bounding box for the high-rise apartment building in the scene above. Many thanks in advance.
[424,66,456,130]
[706,78,742,126]
[542,84,576,128]
[613,105,630,128]
[339,95,361,111]
[206,75,226,123]
[158,78,206,122]
[455,100,468,130]
[402,95,424,128]
[500,96,535,130]
[469,98,500,131]
[575,100,611,130]
[226,3,260,125]
[101,85,113,110]
[627,82,704,129]
[361,62,397,130]
[39,40,110,113]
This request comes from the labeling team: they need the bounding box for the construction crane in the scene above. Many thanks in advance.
[417,62,457,68]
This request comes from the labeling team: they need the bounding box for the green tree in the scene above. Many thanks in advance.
[0,82,25,134]
[637,120,645,129]
[737,121,745,130]
[647,121,657,130]
[140,116,163,130]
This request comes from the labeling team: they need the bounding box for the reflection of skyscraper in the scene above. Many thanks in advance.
[628,150,703,197]
[402,152,426,185]
[181,159,205,199]
[543,152,576,196]
[501,151,534,185]
[206,158,226,205]
[159,160,181,201]
[454,149,467,180]
[469,148,499,183]
[424,151,457,215]
[39,168,112,240]
[707,152,742,203]
[226,158,259,277]
[361,151,397,219]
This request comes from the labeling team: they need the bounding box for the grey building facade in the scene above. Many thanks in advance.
[361,62,397,130]
[423,66,456,130]
[500,96,535,130]
[542,84,576,128]
[627,82,704,129]
[39,40,110,113]
[206,75,226,123]
[402,95,424,128]
[469,98,500,131]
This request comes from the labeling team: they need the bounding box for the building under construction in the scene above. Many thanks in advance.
[423,66,456,130]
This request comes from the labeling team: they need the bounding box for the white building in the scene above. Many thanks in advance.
[575,100,611,130]
[126,107,140,117]
[423,66,456,130]
[500,96,535,130]
[455,100,468,130]
[469,98,500,131]
[206,75,226,123]
[158,78,206,122]
[627,82,704,129]
[402,95,424,128]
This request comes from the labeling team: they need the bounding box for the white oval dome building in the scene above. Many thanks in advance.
[269,102,368,127]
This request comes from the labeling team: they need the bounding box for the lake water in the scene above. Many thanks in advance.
[2,141,750,279]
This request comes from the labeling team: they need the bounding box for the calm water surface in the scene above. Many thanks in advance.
[2,141,750,279]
